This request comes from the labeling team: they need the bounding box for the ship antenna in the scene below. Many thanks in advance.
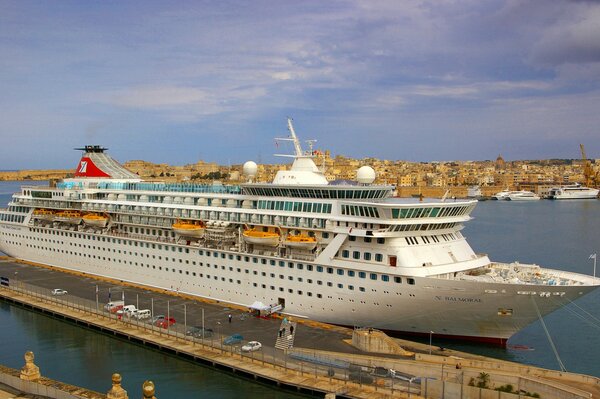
[287,118,304,157]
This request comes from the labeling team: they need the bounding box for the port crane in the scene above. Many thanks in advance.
[580,144,599,188]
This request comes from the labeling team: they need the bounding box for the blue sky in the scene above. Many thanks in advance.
[1,0,600,170]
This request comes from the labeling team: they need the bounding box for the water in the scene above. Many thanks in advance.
[1,181,599,396]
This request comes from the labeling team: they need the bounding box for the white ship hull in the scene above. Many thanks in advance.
[506,191,540,201]
[549,185,599,200]
[1,223,597,344]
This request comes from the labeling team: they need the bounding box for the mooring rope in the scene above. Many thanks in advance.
[532,296,567,372]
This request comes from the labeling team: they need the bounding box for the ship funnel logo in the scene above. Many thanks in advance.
[78,161,88,174]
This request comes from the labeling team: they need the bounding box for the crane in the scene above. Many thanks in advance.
[580,144,598,187]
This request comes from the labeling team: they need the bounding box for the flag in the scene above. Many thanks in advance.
[590,254,597,260]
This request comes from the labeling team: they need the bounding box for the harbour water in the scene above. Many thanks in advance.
[0,181,599,398]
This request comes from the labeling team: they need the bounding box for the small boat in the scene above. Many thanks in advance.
[492,189,518,200]
[32,208,55,221]
[54,210,82,224]
[242,229,280,247]
[172,220,205,238]
[83,213,109,227]
[284,234,317,250]
[506,191,540,201]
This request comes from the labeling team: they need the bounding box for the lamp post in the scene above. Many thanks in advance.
[429,331,434,355]
[217,321,222,352]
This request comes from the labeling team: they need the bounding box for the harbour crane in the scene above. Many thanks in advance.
[580,144,599,188]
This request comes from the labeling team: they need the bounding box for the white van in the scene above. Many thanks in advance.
[117,305,137,317]
[132,309,151,320]
[104,301,124,313]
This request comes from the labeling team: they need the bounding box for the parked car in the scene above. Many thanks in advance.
[223,334,243,345]
[116,305,137,317]
[185,326,214,338]
[241,341,262,352]
[104,301,124,313]
[150,315,165,324]
[51,289,68,296]
[131,309,151,320]
[155,317,176,328]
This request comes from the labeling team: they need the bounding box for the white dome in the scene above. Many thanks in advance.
[356,166,376,184]
[243,161,258,177]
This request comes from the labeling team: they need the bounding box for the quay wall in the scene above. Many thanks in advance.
[0,364,104,399]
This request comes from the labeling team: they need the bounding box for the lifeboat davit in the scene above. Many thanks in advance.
[172,220,205,238]
[54,210,82,224]
[284,234,317,250]
[242,229,280,247]
[83,213,109,228]
[32,208,55,221]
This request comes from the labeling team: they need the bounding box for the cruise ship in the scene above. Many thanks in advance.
[1,119,599,345]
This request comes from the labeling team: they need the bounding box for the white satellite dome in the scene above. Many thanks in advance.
[243,161,258,177]
[356,166,376,184]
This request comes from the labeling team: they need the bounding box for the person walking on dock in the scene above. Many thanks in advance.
[228,314,232,323]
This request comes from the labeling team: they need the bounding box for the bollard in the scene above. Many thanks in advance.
[142,380,157,399]
[20,351,41,381]
[107,373,128,399]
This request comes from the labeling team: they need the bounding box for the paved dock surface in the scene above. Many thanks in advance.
[2,257,600,399]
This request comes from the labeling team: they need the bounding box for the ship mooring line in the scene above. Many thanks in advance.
[532,297,567,372]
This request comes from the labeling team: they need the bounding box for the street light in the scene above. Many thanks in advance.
[429,331,434,355]
[216,321,222,352]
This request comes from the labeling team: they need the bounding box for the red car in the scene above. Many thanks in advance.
[155,317,176,328]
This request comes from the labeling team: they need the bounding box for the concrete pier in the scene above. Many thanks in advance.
[1,257,600,399]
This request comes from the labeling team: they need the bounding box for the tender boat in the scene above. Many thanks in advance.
[172,220,205,238]
[54,210,82,224]
[242,229,280,247]
[82,213,109,227]
[284,234,317,250]
[32,208,55,221]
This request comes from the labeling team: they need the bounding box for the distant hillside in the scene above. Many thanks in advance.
[0,169,71,181]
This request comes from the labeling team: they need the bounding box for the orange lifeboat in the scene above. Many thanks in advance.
[83,213,109,228]
[54,210,82,224]
[242,228,280,247]
[284,234,317,250]
[32,208,55,221]
[172,220,205,238]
